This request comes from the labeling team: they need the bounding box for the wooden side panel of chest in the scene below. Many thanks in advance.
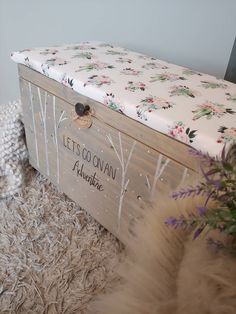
[19,72,198,244]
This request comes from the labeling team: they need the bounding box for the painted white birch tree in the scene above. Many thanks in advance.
[37,87,50,176]
[52,95,68,185]
[107,132,136,231]
[150,154,170,200]
[178,168,188,189]
[28,82,39,168]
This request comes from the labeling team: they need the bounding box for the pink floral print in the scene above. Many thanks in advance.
[226,92,236,102]
[106,50,127,56]
[84,75,113,87]
[71,52,94,59]
[182,69,202,76]
[76,62,114,72]
[142,62,168,70]
[201,81,228,89]
[170,85,200,98]
[98,43,114,48]
[121,68,142,76]
[168,121,197,144]
[23,57,34,69]
[115,57,132,64]
[66,44,96,50]
[45,58,68,66]
[40,48,58,55]
[61,74,74,88]
[103,93,124,113]
[150,72,185,83]
[136,96,174,120]
[217,126,236,144]
[192,102,235,120]
[138,54,156,61]
[125,81,146,92]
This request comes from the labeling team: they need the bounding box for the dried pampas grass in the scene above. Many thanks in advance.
[90,191,236,314]
[0,171,122,313]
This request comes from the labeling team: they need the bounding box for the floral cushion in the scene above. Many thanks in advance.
[11,41,236,157]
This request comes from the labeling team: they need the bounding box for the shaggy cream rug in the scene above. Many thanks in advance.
[0,170,122,314]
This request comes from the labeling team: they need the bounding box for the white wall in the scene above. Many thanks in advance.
[0,0,235,104]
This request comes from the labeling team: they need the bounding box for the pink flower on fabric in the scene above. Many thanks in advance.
[168,121,197,144]
[84,75,113,87]
[45,58,68,66]
[121,68,142,76]
[217,126,236,144]
[192,102,235,120]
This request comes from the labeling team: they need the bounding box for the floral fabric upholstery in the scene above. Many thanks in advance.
[11,42,236,157]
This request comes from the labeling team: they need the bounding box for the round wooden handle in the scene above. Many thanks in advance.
[75,103,90,116]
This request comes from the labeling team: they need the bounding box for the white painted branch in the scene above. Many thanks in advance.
[106,134,122,165]
[28,82,39,168]
[124,140,136,176]
[178,168,188,188]
[118,132,124,171]
[52,96,60,185]
[107,132,136,231]
[145,175,151,190]
[37,87,50,176]
[151,155,170,199]
[57,110,68,128]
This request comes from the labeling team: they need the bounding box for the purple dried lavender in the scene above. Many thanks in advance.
[197,206,207,216]
[188,147,216,166]
[165,217,177,226]
[172,184,203,200]
[165,215,192,230]
[166,144,236,252]
[193,224,206,240]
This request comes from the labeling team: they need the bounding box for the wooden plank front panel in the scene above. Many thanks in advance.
[20,78,197,244]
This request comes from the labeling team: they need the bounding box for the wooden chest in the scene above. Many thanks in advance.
[12,42,236,244]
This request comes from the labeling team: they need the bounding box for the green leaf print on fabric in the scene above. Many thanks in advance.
[71,52,94,59]
[40,48,58,55]
[65,44,96,50]
[201,81,228,89]
[115,57,132,64]
[60,74,74,88]
[106,50,127,56]
[76,62,114,72]
[17,48,32,54]
[217,126,236,144]
[142,62,168,70]
[150,72,185,83]
[125,81,146,92]
[121,68,142,76]
[84,75,113,87]
[103,93,124,114]
[45,58,68,66]
[226,92,236,102]
[24,57,34,69]
[138,54,156,61]
[136,96,174,120]
[41,64,50,76]
[182,69,202,76]
[169,85,199,98]
[168,121,197,144]
[192,102,235,120]
[98,43,114,48]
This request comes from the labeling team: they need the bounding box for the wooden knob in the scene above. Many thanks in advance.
[75,103,90,116]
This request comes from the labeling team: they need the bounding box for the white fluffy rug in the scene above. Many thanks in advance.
[90,195,236,314]
[0,170,122,313]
